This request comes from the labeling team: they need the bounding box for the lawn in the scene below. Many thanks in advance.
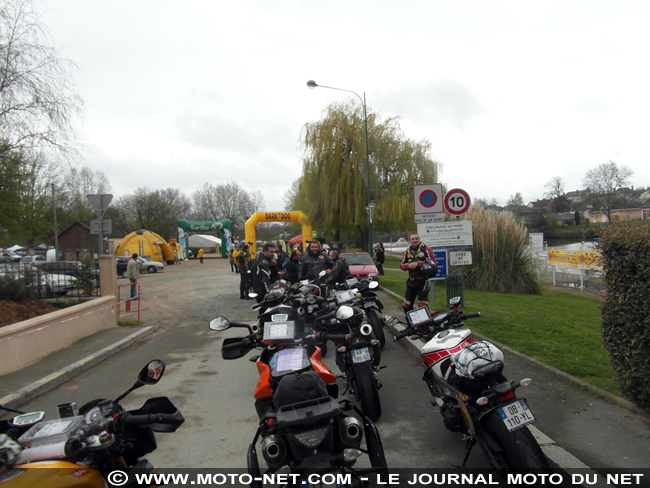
[378,268,618,396]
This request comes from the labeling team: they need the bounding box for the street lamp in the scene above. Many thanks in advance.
[306,80,374,257]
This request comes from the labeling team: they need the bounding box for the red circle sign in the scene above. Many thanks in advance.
[444,188,471,216]
[419,189,438,208]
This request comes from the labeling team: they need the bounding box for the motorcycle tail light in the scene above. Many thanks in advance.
[520,378,533,387]
[370,339,379,346]
[476,397,489,406]
[499,392,515,402]
[343,449,362,462]
[337,346,347,353]
[290,426,329,448]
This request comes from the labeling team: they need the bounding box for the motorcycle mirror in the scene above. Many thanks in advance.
[138,359,166,385]
[249,293,258,298]
[318,270,327,277]
[369,281,379,290]
[210,317,231,331]
[449,296,461,307]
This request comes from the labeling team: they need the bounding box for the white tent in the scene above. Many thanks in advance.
[188,234,221,248]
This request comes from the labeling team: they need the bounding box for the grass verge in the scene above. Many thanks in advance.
[379,269,619,396]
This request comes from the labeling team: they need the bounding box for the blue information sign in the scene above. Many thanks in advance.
[432,250,447,280]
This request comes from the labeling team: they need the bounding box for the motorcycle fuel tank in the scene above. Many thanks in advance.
[2,461,105,488]
[421,328,472,379]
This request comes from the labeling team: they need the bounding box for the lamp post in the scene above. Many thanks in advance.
[307,80,374,257]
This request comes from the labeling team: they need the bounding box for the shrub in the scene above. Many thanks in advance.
[598,220,650,409]
[463,205,542,294]
[0,276,29,301]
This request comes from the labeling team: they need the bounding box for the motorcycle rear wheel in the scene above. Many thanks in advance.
[366,310,386,348]
[351,361,381,421]
[482,412,550,472]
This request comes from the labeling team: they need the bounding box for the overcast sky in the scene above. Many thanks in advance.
[43,0,650,213]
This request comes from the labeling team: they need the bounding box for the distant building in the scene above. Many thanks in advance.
[57,221,126,261]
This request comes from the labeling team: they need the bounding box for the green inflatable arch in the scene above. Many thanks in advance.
[177,219,232,258]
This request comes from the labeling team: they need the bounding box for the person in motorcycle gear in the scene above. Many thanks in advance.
[237,244,252,299]
[283,249,301,283]
[327,250,349,286]
[252,242,282,302]
[400,233,436,314]
[299,240,333,281]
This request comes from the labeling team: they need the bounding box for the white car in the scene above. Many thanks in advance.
[0,263,76,297]
[137,257,164,274]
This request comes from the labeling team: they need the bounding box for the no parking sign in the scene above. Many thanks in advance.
[413,184,443,214]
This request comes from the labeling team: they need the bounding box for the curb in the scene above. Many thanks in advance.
[376,287,620,472]
[0,326,157,410]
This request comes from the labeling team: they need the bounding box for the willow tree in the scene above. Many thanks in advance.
[298,100,440,249]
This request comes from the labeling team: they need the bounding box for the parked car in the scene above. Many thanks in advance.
[115,256,164,277]
[0,263,76,297]
[340,251,380,281]
[19,255,47,265]
[1,250,22,263]
[37,261,99,282]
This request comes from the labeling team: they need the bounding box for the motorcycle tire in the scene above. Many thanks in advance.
[351,361,382,421]
[482,412,550,472]
[366,310,386,348]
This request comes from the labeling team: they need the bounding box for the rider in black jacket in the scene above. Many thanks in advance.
[252,243,282,302]
[299,240,333,281]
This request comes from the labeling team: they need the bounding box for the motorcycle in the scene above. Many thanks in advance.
[327,305,383,422]
[390,297,550,472]
[0,360,184,487]
[209,316,387,486]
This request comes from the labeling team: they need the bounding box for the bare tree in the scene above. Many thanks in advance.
[544,176,565,200]
[583,160,633,222]
[59,165,112,218]
[506,192,524,206]
[191,182,262,233]
[0,0,82,158]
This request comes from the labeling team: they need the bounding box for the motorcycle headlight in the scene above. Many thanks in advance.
[289,426,329,448]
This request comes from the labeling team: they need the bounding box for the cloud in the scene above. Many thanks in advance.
[574,99,609,115]
[376,80,485,131]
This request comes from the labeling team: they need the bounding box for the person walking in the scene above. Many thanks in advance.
[126,253,140,298]
[228,248,236,272]
[237,244,252,299]
[174,250,180,264]
[232,246,241,274]
[400,233,436,314]
[198,248,204,264]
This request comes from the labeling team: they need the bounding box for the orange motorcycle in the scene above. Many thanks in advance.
[0,360,184,488]
[210,316,387,487]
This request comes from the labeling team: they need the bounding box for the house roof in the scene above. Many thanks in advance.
[58,220,127,239]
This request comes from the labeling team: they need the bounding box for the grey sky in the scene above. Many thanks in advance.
[44,0,650,212]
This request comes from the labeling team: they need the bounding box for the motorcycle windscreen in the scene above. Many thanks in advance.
[222,337,255,359]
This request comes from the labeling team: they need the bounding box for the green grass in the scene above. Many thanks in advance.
[118,318,140,326]
[379,269,619,396]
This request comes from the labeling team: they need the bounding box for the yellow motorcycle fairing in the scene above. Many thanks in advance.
[0,460,105,488]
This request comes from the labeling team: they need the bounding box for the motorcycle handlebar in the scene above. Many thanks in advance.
[463,312,482,319]
[393,327,416,341]
[222,337,255,351]
[120,413,178,427]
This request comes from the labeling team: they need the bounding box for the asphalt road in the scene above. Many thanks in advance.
[13,257,650,471]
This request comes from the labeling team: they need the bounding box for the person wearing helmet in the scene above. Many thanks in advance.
[400,233,437,314]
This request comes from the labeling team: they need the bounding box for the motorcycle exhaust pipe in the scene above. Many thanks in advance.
[339,416,363,447]
[360,324,373,336]
[261,435,287,467]
[251,324,261,335]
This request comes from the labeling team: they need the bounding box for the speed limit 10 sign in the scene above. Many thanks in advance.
[444,188,471,216]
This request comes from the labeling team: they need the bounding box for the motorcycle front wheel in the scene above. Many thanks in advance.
[351,361,381,421]
[366,310,386,348]
[482,412,550,472]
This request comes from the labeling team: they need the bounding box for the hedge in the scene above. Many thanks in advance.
[598,220,650,409]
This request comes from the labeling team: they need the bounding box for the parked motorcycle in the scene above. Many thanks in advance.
[336,277,386,348]
[390,298,549,471]
[209,316,387,486]
[327,305,383,422]
[0,360,184,487]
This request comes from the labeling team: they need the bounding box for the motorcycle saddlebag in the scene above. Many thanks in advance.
[273,370,329,410]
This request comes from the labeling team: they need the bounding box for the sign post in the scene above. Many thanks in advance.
[87,194,113,256]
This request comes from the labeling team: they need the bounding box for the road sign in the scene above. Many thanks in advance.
[444,188,471,216]
[86,194,113,219]
[414,213,445,224]
[28,248,35,256]
[529,232,544,252]
[418,221,473,249]
[432,250,447,279]
[90,219,112,235]
[449,251,472,266]
[413,184,443,214]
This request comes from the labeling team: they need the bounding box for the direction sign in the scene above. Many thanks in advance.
[413,184,443,214]
[444,188,471,216]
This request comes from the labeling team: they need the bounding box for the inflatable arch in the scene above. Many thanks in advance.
[177,219,232,258]
[115,229,174,264]
[245,211,313,255]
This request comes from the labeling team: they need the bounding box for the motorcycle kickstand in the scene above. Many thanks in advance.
[458,436,476,468]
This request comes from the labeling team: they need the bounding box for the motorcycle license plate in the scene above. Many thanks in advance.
[351,347,371,363]
[497,399,536,431]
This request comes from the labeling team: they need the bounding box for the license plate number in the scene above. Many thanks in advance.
[497,399,536,431]
[351,347,371,363]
